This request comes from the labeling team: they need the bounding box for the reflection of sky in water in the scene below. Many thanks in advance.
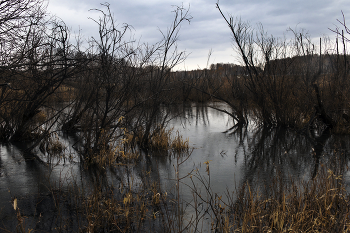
[1,102,350,230]
[154,103,350,230]
[158,103,350,206]
[159,103,246,204]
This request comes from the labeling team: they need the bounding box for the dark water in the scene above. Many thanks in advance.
[161,102,350,188]
[1,102,350,231]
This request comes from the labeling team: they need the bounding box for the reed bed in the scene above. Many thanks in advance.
[190,162,350,232]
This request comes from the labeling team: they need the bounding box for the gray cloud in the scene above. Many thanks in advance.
[47,0,350,70]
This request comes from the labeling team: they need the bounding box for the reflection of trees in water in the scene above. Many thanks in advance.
[309,127,331,179]
[168,102,210,127]
[235,126,350,197]
[225,126,249,164]
[82,104,350,201]
[166,102,234,128]
[82,152,165,193]
[316,132,350,178]
[241,127,311,195]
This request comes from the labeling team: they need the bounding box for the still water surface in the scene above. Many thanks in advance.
[1,102,350,230]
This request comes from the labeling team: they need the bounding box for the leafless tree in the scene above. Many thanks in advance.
[136,5,191,150]
[63,4,191,159]
[215,2,336,130]
[0,0,83,144]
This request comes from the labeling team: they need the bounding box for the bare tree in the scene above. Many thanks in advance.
[64,4,191,160]
[215,3,332,130]
[137,5,191,150]
[0,1,83,144]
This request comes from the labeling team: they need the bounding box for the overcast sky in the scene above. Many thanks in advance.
[47,0,350,70]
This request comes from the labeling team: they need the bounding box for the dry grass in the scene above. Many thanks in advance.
[149,126,189,152]
[86,128,140,168]
[126,125,190,153]
[150,127,189,152]
[190,162,350,232]
[84,124,190,168]
[6,144,350,232]
[65,164,171,233]
[171,130,190,153]
[149,126,172,151]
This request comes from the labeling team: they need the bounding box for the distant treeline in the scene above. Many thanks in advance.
[1,0,350,160]
[2,1,350,232]
[170,4,350,137]
[0,0,193,162]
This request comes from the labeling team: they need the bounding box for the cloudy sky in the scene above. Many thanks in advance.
[47,0,350,70]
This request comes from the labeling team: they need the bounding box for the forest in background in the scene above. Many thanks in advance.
[2,0,350,232]
[1,0,350,155]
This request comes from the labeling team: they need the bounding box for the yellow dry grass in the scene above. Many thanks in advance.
[205,163,350,232]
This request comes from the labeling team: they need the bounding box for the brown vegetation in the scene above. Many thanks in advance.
[2,1,350,232]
